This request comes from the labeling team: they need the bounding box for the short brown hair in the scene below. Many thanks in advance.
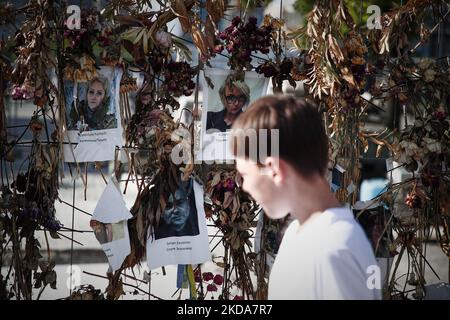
[230,95,328,178]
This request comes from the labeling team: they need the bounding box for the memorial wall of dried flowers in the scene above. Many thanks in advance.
[0,0,449,300]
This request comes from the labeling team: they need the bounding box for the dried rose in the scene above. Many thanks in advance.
[405,193,422,209]
[433,108,447,121]
[213,274,224,286]
[30,119,43,134]
[11,85,23,99]
[224,178,236,191]
[202,272,214,281]
[206,284,217,292]
[213,44,224,53]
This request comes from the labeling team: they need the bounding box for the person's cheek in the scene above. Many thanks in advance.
[243,178,252,195]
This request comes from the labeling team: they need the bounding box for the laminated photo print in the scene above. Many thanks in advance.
[63,66,123,162]
[199,68,269,161]
[146,178,210,270]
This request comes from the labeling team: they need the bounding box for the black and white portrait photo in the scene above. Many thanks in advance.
[154,178,200,240]
[146,179,210,270]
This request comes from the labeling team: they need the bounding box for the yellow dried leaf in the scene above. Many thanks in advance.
[206,0,226,23]
[376,144,383,158]
[341,69,357,88]
[191,26,210,59]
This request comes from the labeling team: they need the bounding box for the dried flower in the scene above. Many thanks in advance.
[223,178,236,192]
[162,61,196,97]
[422,137,442,154]
[213,274,224,286]
[405,192,422,209]
[417,58,434,70]
[423,69,436,83]
[433,108,447,121]
[206,284,218,292]
[202,272,214,282]
[30,119,43,135]
[218,15,274,70]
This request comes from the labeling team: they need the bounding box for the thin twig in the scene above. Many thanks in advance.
[82,271,163,300]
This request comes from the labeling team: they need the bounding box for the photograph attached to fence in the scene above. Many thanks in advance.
[199,68,269,161]
[63,66,123,162]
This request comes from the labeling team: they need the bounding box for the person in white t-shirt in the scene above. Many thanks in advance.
[230,95,381,300]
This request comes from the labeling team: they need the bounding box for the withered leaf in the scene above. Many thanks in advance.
[223,191,233,209]
[327,34,344,65]
[191,26,210,59]
[170,0,192,33]
[206,0,227,23]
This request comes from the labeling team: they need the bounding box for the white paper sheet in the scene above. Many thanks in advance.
[92,177,132,224]
[91,177,132,272]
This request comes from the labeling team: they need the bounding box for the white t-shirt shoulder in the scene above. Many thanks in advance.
[268,207,381,300]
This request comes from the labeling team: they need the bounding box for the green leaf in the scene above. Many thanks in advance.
[92,42,102,59]
[120,45,134,62]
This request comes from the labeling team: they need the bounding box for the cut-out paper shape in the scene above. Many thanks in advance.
[91,177,132,272]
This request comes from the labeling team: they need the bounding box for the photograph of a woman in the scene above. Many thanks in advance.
[62,66,123,163]
[200,68,269,161]
[206,74,250,132]
[68,77,117,130]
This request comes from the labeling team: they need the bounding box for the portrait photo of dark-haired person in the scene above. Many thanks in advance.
[206,74,250,132]
[154,178,200,240]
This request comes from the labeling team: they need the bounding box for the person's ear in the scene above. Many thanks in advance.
[263,156,283,185]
